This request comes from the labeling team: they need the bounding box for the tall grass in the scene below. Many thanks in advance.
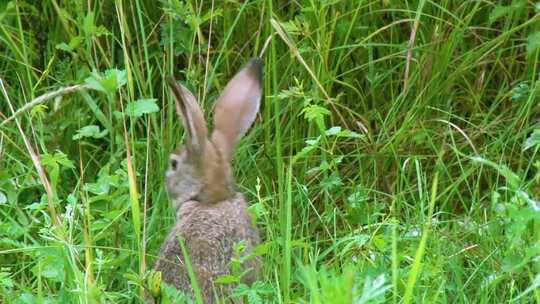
[1,0,539,303]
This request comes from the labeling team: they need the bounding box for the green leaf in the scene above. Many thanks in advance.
[85,69,127,94]
[84,164,116,195]
[320,172,343,192]
[488,1,526,24]
[357,274,391,303]
[347,189,369,205]
[302,104,331,122]
[346,189,369,224]
[95,26,110,37]
[527,32,540,56]
[510,82,530,102]
[82,11,110,38]
[280,20,302,36]
[160,282,190,303]
[31,248,65,282]
[292,136,321,164]
[0,268,13,289]
[55,42,71,52]
[15,293,37,304]
[513,189,540,212]
[56,36,84,52]
[42,151,75,188]
[325,126,363,138]
[337,129,363,138]
[502,253,525,272]
[0,2,15,22]
[73,125,109,140]
[146,271,162,298]
[325,126,342,136]
[470,156,521,189]
[124,98,160,117]
[0,190,6,205]
[524,129,540,151]
[83,12,96,37]
[42,151,75,169]
[159,19,193,55]
[251,243,269,256]
[489,5,511,24]
[215,274,240,284]
[30,104,48,119]
[232,282,274,304]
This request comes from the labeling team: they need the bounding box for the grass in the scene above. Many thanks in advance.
[1,0,540,303]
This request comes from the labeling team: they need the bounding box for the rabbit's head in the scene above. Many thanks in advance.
[165,59,262,207]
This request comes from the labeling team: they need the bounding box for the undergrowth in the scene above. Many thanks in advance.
[1,0,540,303]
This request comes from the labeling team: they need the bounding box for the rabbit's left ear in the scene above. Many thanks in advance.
[167,77,208,155]
[211,58,263,160]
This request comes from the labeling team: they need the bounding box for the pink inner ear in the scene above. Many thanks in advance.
[220,79,261,139]
[212,59,263,157]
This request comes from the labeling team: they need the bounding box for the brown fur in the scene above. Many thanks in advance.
[151,195,260,303]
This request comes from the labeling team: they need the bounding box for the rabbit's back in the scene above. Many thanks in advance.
[152,193,259,302]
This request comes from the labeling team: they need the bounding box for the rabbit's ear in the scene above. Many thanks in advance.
[167,77,208,155]
[212,58,262,160]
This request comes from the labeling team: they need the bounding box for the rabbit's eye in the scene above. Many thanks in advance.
[170,159,178,170]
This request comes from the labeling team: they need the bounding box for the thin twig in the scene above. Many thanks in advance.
[0,83,92,127]
[404,0,426,92]
[434,119,478,154]
[403,20,419,92]
[259,34,274,58]
[0,78,61,230]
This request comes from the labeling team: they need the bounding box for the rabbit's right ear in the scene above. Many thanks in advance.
[212,58,263,160]
[167,77,208,155]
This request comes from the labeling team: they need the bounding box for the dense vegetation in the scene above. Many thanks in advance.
[1,0,539,303]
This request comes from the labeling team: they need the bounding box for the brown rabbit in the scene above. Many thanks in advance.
[149,59,263,303]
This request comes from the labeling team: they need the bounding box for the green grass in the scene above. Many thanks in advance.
[1,0,540,303]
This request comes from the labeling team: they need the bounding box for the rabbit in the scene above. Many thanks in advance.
[148,58,263,303]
